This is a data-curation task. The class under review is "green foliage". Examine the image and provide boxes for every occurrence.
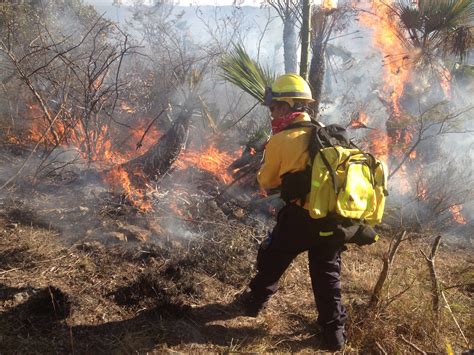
[219,43,275,103]
[393,0,474,62]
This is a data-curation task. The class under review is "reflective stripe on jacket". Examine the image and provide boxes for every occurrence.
[257,112,312,208]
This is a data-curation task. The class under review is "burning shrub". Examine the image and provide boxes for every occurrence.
[384,155,473,240]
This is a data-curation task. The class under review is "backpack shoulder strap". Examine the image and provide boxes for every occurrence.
[280,120,320,131]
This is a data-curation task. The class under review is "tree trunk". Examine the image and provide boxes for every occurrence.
[300,0,311,80]
[120,105,192,180]
[308,42,325,115]
[283,15,298,73]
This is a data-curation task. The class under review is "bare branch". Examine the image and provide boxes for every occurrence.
[400,334,427,354]
[370,231,405,308]
[420,235,442,320]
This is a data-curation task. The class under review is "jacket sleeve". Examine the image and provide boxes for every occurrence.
[257,138,282,189]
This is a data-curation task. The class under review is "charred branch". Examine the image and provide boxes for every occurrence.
[120,104,193,181]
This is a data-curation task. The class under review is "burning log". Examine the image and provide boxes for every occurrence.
[120,105,193,181]
[229,150,264,180]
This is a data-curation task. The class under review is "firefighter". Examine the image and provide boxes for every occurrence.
[240,73,347,351]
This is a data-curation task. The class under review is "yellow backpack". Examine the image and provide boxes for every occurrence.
[309,146,387,225]
[280,122,388,226]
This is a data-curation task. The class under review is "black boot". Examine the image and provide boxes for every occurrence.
[232,291,268,317]
[322,327,346,351]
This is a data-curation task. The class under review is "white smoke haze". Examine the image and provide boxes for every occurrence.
[310,6,474,242]
[0,1,472,246]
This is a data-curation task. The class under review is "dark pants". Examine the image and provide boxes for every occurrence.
[249,204,347,332]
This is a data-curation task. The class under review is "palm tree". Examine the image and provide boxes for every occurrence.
[308,5,352,115]
[391,0,474,65]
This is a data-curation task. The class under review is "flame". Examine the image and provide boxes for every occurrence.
[398,165,411,195]
[177,143,241,184]
[438,67,452,99]
[349,111,369,129]
[409,150,416,159]
[359,2,412,117]
[169,200,184,217]
[416,170,428,200]
[105,166,152,212]
[368,129,389,165]
[417,185,427,200]
[91,73,106,91]
[322,0,337,9]
[23,103,243,214]
[26,105,161,165]
[23,103,165,211]
[4,134,21,144]
[448,205,467,225]
[120,101,136,113]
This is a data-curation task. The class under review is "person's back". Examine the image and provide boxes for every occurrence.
[240,73,347,351]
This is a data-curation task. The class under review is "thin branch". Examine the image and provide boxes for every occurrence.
[223,101,260,131]
[400,334,427,354]
[136,104,171,150]
[440,290,469,346]
[420,235,442,319]
[0,110,62,190]
[370,231,406,308]
[375,341,388,355]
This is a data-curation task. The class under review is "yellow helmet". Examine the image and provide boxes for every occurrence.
[264,73,314,107]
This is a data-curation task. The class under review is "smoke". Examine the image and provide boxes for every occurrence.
[317,5,474,240]
[1,1,472,245]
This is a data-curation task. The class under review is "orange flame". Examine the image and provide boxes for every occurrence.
[4,134,21,144]
[417,185,427,200]
[26,105,161,165]
[369,129,389,166]
[177,143,241,184]
[23,103,244,214]
[449,205,467,225]
[120,101,136,113]
[105,166,152,212]
[397,165,411,195]
[322,0,337,9]
[24,103,165,211]
[359,2,412,117]
[416,170,428,200]
[349,111,369,129]
[438,67,452,99]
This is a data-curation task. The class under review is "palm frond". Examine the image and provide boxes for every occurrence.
[394,0,474,61]
[447,25,473,60]
[219,43,275,103]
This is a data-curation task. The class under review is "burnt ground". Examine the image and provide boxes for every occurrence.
[0,146,472,353]
[0,205,473,353]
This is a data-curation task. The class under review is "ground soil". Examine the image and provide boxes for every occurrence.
[0,206,472,353]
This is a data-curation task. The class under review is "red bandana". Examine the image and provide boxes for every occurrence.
[271,112,302,134]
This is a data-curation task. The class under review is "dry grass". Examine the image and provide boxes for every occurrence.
[0,211,472,353]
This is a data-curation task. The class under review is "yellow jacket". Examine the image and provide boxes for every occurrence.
[257,112,312,207]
